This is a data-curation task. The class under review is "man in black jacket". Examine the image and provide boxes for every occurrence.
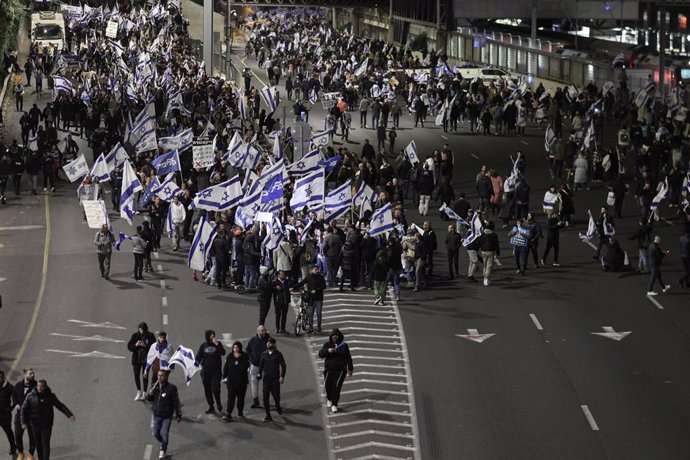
[0,371,17,456]
[445,224,462,279]
[293,265,326,334]
[211,230,230,289]
[12,368,36,459]
[257,267,273,326]
[318,328,353,413]
[20,379,74,460]
[273,271,293,334]
[127,322,156,401]
[196,330,226,414]
[413,232,428,291]
[257,338,287,422]
[646,235,670,296]
[422,221,437,277]
[246,326,270,409]
[147,370,181,459]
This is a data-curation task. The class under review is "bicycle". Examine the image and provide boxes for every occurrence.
[291,291,309,336]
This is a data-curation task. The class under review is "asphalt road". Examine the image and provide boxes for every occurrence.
[0,36,689,460]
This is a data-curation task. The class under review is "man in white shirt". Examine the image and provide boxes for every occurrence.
[169,195,186,251]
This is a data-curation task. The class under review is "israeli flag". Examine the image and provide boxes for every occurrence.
[239,144,261,171]
[462,213,484,247]
[651,177,669,211]
[248,160,286,196]
[105,142,130,171]
[271,134,283,162]
[263,215,285,251]
[224,132,245,165]
[298,218,313,246]
[169,345,202,386]
[309,87,318,104]
[139,176,161,208]
[115,232,132,250]
[155,173,183,202]
[319,154,342,173]
[188,214,218,271]
[165,91,191,118]
[583,120,595,150]
[579,210,596,242]
[234,205,252,230]
[288,148,322,175]
[353,181,376,209]
[219,175,243,210]
[439,203,468,226]
[129,120,158,154]
[53,76,74,95]
[261,172,285,205]
[353,58,368,77]
[192,175,242,211]
[62,154,89,183]
[290,168,324,212]
[260,85,278,112]
[152,150,181,175]
[238,90,247,119]
[90,153,111,182]
[325,179,352,222]
[237,187,263,223]
[27,134,38,151]
[369,203,394,237]
[158,128,193,152]
[120,159,143,225]
[310,130,330,148]
[544,124,557,153]
[404,140,420,164]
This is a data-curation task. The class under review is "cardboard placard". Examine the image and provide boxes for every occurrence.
[83,200,108,229]
[106,21,119,39]
[192,136,215,169]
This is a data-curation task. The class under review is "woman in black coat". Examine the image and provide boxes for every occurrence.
[222,341,250,421]
[318,328,354,413]
[127,322,156,401]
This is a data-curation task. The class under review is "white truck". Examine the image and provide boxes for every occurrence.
[30,11,66,51]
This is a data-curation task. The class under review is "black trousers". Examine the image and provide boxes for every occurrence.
[134,253,144,279]
[133,363,149,391]
[275,302,288,331]
[542,238,560,263]
[12,174,22,194]
[263,379,281,416]
[324,369,347,406]
[447,250,459,277]
[226,384,247,416]
[681,257,690,284]
[0,413,16,453]
[32,425,52,460]
[259,299,271,326]
[202,371,222,409]
[14,411,35,454]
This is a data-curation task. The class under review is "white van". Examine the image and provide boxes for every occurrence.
[456,67,517,85]
[31,11,66,51]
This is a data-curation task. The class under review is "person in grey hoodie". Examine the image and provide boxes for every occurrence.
[131,226,147,281]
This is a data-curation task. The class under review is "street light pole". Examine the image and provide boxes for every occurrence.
[226,2,234,83]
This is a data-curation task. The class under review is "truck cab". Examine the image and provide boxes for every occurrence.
[30,11,66,52]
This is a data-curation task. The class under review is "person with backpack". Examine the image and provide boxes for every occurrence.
[299,232,318,280]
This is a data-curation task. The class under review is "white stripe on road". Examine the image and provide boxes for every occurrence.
[160,280,166,290]
[441,135,449,140]
[0,225,44,230]
[581,405,600,431]
[156,264,163,273]
[646,295,664,310]
[520,140,529,146]
[161,296,168,307]
[162,314,168,326]
[143,444,152,460]
[529,313,544,330]
[470,153,479,159]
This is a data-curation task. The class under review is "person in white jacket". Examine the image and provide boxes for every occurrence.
[169,196,186,251]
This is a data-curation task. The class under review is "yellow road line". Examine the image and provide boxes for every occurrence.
[240,56,266,87]
[8,194,51,380]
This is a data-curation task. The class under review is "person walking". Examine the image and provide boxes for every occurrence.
[257,338,287,422]
[627,219,652,273]
[144,332,173,386]
[20,379,75,460]
[680,227,690,288]
[12,368,36,460]
[196,330,226,414]
[246,326,270,409]
[146,370,181,459]
[371,250,389,305]
[479,221,500,286]
[211,229,230,289]
[293,265,326,334]
[646,235,670,296]
[413,231,428,291]
[127,322,156,401]
[272,270,293,334]
[593,207,615,259]
[257,267,274,326]
[445,224,462,280]
[318,328,353,414]
[169,196,186,251]
[0,371,17,457]
[508,218,532,275]
[93,224,114,279]
[541,215,563,266]
[222,341,250,422]
[131,226,147,281]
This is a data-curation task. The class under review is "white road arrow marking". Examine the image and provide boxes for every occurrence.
[591,326,631,341]
[455,328,495,343]
[45,349,125,359]
[50,333,124,343]
[67,319,126,329]
[0,277,6,282]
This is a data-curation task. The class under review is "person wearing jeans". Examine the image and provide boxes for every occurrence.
[169,196,186,251]
[293,266,326,334]
[246,326,270,409]
[147,370,181,459]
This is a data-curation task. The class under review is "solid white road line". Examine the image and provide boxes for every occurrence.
[581,405,600,431]
[156,264,163,273]
[162,314,169,326]
[529,313,544,330]
[143,444,152,460]
[470,153,479,159]
[161,296,168,307]
[159,280,166,290]
[520,140,529,145]
[646,295,664,310]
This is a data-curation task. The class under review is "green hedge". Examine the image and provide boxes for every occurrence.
[0,0,26,62]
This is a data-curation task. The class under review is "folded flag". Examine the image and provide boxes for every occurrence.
[169,345,202,386]
[115,232,131,250]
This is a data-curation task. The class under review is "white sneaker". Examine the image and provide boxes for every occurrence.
[326,400,332,408]
[331,405,338,413]
[135,391,141,401]
[483,278,490,286]
[647,291,658,296]
[159,449,166,459]
[662,285,671,293]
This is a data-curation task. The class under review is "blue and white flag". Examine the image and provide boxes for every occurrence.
[271,135,283,162]
[165,91,191,118]
[353,58,368,77]
[651,177,669,211]
[120,160,143,225]
[260,86,278,112]
[353,181,376,209]
[192,175,242,211]
[248,160,286,196]
[439,203,468,225]
[165,205,174,235]
[237,187,263,225]
[139,176,161,208]
[62,153,89,182]
[155,173,183,202]
[218,175,243,210]
[129,118,158,154]
[583,120,595,150]
[263,215,284,251]
[298,218,313,246]
[261,171,285,205]
[158,128,193,152]
[152,150,181,175]
[223,131,245,164]
[325,180,352,222]
[234,205,252,230]
[90,153,111,182]
[238,90,247,119]
[290,169,324,212]
[53,76,73,95]
[579,210,596,242]
[105,142,129,171]
[462,212,484,247]
[319,154,342,173]
[310,130,330,148]
[404,140,419,164]
[188,214,217,270]
[544,124,557,153]
[369,203,393,237]
[169,345,202,386]
[115,232,131,250]
[287,148,321,175]
[28,134,38,151]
